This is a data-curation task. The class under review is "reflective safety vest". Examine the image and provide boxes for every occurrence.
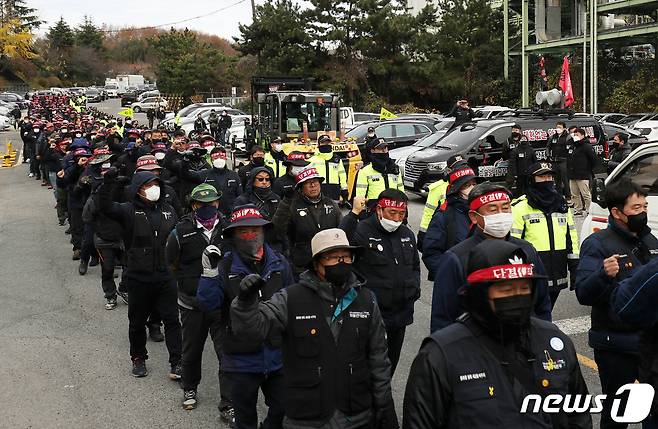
[264,152,286,178]
[114,124,124,137]
[354,163,404,200]
[419,179,449,233]
[511,196,579,289]
[309,152,347,200]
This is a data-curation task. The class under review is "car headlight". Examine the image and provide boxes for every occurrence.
[427,161,447,171]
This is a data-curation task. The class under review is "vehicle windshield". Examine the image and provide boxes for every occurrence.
[105,85,117,90]
[354,113,378,122]
[414,132,445,148]
[282,102,332,133]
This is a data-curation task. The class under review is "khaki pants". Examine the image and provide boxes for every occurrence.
[570,179,591,212]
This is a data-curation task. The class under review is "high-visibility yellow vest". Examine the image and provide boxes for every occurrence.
[511,196,580,286]
[264,152,286,177]
[419,179,449,233]
[354,163,404,200]
[309,152,347,191]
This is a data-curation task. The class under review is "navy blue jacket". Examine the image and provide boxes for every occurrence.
[430,229,552,333]
[197,244,294,374]
[422,195,471,280]
[612,258,658,327]
[575,219,658,352]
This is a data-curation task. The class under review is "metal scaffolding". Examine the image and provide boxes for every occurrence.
[507,0,658,112]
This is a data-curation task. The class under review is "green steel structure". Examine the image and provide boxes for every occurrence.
[504,0,658,112]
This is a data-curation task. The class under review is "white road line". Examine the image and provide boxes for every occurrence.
[553,315,591,336]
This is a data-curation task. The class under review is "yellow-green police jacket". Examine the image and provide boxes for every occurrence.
[511,196,580,290]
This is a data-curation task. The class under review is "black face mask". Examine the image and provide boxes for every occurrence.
[254,185,271,197]
[324,262,352,288]
[319,145,332,154]
[492,294,533,326]
[512,132,521,140]
[625,211,648,234]
[371,152,389,172]
[252,157,264,166]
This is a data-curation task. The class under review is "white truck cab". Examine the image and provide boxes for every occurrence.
[581,142,658,243]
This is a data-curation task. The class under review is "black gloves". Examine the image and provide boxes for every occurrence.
[375,403,400,429]
[238,273,266,301]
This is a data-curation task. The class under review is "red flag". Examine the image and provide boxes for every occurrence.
[539,56,548,91]
[558,56,574,107]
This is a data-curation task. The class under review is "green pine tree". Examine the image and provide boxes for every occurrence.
[0,0,42,30]
[75,16,103,51]
[47,17,74,50]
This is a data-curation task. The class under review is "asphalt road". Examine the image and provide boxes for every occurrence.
[0,99,617,428]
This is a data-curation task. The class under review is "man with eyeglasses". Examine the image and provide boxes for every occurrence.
[234,167,280,220]
[341,189,420,375]
[230,228,399,429]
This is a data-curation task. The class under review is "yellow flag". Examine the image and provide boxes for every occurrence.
[118,107,134,119]
[380,107,397,120]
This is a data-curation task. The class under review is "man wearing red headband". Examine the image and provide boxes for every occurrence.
[405,239,590,429]
[340,188,420,375]
[430,182,551,333]
[422,164,477,280]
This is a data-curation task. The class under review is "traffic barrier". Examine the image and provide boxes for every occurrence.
[1,141,17,167]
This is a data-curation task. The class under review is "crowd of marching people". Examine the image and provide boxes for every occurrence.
[17,94,658,429]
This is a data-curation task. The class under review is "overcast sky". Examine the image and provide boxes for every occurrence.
[30,0,255,41]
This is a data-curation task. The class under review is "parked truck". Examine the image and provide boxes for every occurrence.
[251,76,341,146]
[116,75,145,95]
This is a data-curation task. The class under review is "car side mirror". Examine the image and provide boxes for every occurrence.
[592,178,607,208]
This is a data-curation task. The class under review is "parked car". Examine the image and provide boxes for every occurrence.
[120,91,139,107]
[0,92,28,109]
[595,113,627,124]
[346,118,444,150]
[175,108,245,135]
[104,84,119,98]
[164,103,232,120]
[131,97,169,113]
[601,121,650,150]
[403,111,608,194]
[137,90,161,102]
[631,119,658,143]
[85,88,102,103]
[583,142,658,242]
[618,112,657,127]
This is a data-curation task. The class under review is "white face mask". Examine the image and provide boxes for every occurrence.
[479,212,513,238]
[291,166,305,176]
[142,185,160,202]
[213,158,226,169]
[272,143,283,152]
[101,162,111,169]
[380,217,402,233]
[154,152,166,160]
[573,135,583,142]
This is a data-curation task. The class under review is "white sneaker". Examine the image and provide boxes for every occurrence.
[28,172,34,177]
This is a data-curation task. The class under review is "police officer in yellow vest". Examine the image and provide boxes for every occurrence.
[511,162,579,308]
[418,154,467,251]
[354,138,403,206]
[309,135,348,202]
[264,137,287,178]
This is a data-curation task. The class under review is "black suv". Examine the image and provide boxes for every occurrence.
[403,111,608,194]
[346,118,451,150]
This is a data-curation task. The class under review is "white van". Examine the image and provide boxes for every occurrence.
[581,142,658,242]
